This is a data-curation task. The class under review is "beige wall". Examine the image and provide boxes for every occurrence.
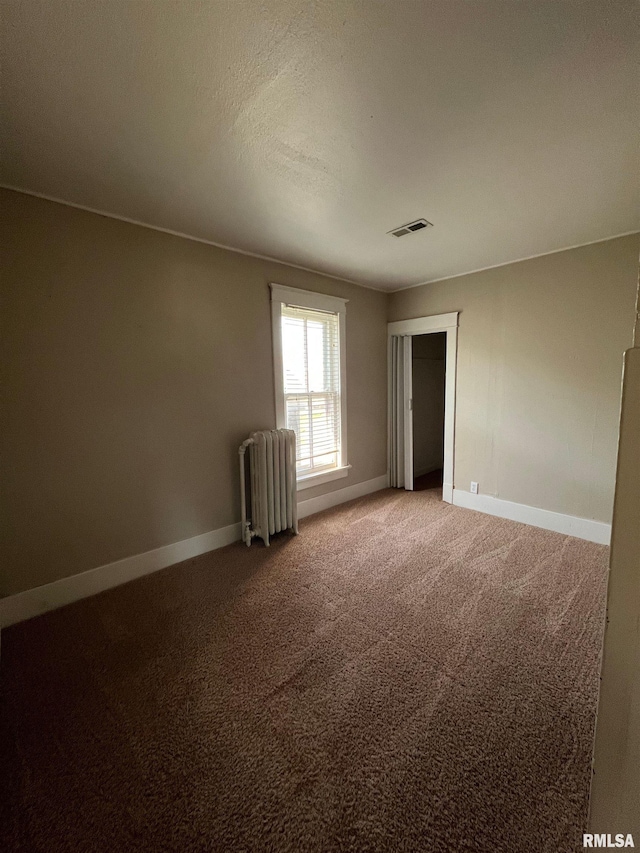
[2,188,637,601]
[389,234,640,522]
[589,272,640,834]
[0,189,388,596]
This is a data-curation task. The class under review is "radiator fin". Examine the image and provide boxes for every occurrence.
[239,429,298,546]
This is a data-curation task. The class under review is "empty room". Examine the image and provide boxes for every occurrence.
[1,2,639,851]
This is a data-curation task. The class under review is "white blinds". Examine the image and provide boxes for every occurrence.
[281,303,341,475]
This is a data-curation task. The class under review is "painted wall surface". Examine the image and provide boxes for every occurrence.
[412,333,445,477]
[590,296,640,833]
[0,189,388,595]
[389,234,640,523]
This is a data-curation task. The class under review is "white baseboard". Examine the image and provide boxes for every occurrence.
[0,474,389,628]
[0,522,242,629]
[298,474,389,519]
[452,489,611,545]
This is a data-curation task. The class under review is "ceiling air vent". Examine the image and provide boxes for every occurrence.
[389,218,433,238]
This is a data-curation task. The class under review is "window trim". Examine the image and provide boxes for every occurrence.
[270,283,349,490]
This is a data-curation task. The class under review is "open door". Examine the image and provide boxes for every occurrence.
[388,313,458,502]
[389,334,413,490]
[403,336,413,490]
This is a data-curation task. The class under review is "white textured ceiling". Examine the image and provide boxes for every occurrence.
[1,1,638,290]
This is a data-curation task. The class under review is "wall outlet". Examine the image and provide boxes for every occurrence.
[470,481,479,494]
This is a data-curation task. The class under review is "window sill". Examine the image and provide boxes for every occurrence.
[296,465,351,491]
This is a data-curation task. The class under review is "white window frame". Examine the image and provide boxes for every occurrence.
[270,283,350,490]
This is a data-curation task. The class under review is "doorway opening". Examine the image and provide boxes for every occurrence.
[412,332,446,496]
[387,312,458,502]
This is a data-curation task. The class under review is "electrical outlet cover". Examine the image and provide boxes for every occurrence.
[470,481,479,494]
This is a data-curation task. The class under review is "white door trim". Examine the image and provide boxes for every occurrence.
[388,313,459,336]
[388,312,459,502]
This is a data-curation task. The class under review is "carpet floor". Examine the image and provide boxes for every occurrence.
[1,487,608,853]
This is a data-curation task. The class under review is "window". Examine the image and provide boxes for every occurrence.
[271,284,349,489]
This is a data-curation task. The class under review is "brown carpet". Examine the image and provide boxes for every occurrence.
[1,487,608,853]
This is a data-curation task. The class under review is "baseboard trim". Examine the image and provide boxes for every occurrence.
[0,522,242,629]
[0,474,388,628]
[452,489,611,545]
[298,474,389,519]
